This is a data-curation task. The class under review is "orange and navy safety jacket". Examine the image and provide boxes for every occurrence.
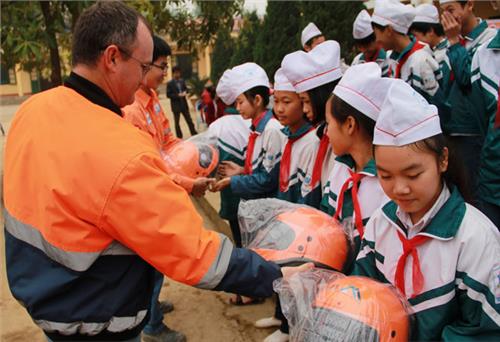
[122,87,195,192]
[4,72,281,341]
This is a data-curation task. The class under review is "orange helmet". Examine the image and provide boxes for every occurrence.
[298,276,411,342]
[250,207,349,271]
[162,140,219,178]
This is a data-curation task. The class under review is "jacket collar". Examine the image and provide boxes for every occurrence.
[334,154,377,177]
[382,184,466,240]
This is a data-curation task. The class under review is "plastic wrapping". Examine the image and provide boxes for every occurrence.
[161,131,219,178]
[274,268,412,342]
[238,198,350,271]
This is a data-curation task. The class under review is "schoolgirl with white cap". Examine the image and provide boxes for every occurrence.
[272,68,318,204]
[351,80,500,340]
[409,3,451,86]
[351,9,391,77]
[209,69,251,248]
[371,0,442,99]
[301,22,325,52]
[320,63,392,268]
[281,40,343,209]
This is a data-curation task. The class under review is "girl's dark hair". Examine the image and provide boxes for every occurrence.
[372,22,387,31]
[410,134,472,203]
[307,79,339,125]
[152,35,171,61]
[354,33,376,47]
[244,86,270,108]
[331,95,376,139]
[410,22,445,37]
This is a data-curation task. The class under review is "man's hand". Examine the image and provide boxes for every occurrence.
[281,262,315,279]
[210,177,231,192]
[191,177,215,197]
[217,161,244,178]
[179,91,187,97]
[441,12,461,46]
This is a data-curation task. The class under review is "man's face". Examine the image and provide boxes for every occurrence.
[114,20,153,107]
[373,26,393,51]
[173,70,181,79]
[143,56,168,91]
[440,1,473,32]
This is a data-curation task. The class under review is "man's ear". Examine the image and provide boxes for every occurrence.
[102,45,120,71]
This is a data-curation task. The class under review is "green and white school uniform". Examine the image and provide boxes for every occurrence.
[276,123,317,204]
[352,49,391,77]
[352,185,500,340]
[321,156,388,258]
[471,30,500,219]
[208,114,250,221]
[443,20,496,136]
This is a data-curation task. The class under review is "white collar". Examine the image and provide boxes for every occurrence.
[396,184,450,238]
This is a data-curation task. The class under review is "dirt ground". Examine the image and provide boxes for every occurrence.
[0,97,276,342]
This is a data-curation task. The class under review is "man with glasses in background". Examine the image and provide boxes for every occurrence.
[123,36,213,200]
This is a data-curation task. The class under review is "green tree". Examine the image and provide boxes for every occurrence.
[300,1,364,62]
[253,1,302,78]
[229,11,261,67]
[1,0,242,88]
[210,25,234,84]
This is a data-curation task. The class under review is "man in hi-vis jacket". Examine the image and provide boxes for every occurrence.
[3,3,309,341]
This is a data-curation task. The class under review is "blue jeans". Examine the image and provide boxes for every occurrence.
[143,270,166,335]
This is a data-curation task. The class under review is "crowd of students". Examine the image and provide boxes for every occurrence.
[202,0,499,341]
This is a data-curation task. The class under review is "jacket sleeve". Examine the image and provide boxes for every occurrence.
[441,213,500,341]
[350,215,384,281]
[100,151,281,297]
[230,163,279,199]
[166,82,178,99]
[447,43,473,89]
[230,128,283,199]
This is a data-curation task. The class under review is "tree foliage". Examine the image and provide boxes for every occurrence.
[210,25,234,84]
[301,1,364,62]
[229,11,261,67]
[253,1,302,78]
[1,0,242,88]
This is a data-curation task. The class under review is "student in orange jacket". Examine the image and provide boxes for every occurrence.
[3,3,310,342]
[122,36,213,198]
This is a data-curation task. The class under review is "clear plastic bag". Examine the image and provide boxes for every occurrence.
[161,131,219,179]
[238,198,350,271]
[274,268,412,342]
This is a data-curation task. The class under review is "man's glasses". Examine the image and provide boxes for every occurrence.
[118,47,152,76]
[151,62,169,72]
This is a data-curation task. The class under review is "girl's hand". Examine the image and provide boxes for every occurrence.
[281,262,315,279]
[218,161,244,177]
[210,177,231,192]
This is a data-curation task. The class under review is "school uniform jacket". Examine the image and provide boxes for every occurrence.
[352,185,500,340]
[471,30,500,209]
[320,156,389,263]
[301,124,335,209]
[208,114,251,220]
[276,122,317,204]
[351,48,391,77]
[444,20,497,136]
[230,110,284,199]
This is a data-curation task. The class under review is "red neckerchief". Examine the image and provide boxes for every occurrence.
[244,111,267,175]
[365,48,380,63]
[311,132,329,189]
[279,126,315,192]
[395,231,431,298]
[333,170,366,239]
[395,41,426,79]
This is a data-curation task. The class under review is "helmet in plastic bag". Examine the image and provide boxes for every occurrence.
[163,140,219,178]
[300,276,410,342]
[250,207,349,271]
